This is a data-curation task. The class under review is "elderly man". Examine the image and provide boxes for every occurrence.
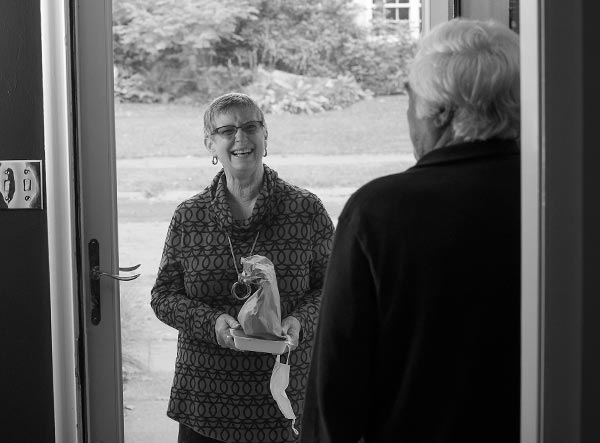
[301,19,520,443]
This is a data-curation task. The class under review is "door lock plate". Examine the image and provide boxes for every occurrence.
[0,160,43,209]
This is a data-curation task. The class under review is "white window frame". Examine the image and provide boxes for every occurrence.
[373,0,421,22]
[383,0,411,22]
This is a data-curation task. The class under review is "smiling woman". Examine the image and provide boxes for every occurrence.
[203,96,268,218]
[150,93,335,442]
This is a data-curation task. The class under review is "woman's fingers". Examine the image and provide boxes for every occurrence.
[281,316,301,350]
[217,329,235,349]
[215,313,242,350]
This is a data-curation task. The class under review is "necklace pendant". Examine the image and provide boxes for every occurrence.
[231,279,252,301]
[225,230,261,301]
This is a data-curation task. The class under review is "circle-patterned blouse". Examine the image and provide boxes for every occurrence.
[151,165,335,442]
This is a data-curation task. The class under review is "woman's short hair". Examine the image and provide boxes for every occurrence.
[203,92,267,138]
[408,18,520,142]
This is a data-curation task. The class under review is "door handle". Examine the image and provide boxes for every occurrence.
[88,239,141,325]
[118,264,141,272]
[92,268,140,281]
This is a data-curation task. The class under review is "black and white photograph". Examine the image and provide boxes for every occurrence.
[1,1,599,442]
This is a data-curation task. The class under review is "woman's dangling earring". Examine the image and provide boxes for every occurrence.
[263,147,268,157]
[212,156,218,165]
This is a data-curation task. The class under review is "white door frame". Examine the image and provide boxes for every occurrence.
[42,1,81,443]
[44,1,554,442]
[520,1,542,442]
[43,0,124,442]
[72,0,125,441]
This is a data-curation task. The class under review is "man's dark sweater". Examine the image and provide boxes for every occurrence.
[301,139,521,443]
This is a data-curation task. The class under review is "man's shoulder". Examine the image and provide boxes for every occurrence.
[350,170,420,205]
[337,171,414,225]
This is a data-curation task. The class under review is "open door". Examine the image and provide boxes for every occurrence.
[71,0,137,441]
[60,2,551,443]
[46,1,600,442]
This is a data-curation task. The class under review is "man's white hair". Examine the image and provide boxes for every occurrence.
[408,19,520,142]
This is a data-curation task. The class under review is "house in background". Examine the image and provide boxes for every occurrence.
[354,0,422,37]
[353,0,520,38]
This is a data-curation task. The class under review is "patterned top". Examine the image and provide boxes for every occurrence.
[151,165,335,442]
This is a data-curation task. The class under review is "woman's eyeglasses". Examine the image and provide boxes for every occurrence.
[211,121,264,139]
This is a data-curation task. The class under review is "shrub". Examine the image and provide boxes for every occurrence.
[114,63,255,104]
[229,0,363,77]
[113,0,258,102]
[339,20,417,96]
[243,68,371,114]
[112,0,416,104]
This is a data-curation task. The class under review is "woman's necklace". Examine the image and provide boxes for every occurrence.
[226,230,260,301]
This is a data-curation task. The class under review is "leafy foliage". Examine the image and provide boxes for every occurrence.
[244,68,371,114]
[112,0,417,110]
[230,0,364,77]
[113,0,258,102]
[338,20,417,96]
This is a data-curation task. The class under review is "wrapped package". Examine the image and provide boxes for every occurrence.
[237,255,285,341]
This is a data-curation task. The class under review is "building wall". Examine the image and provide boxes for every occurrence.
[355,0,422,36]
[581,3,600,443]
[0,1,55,442]
[542,1,600,442]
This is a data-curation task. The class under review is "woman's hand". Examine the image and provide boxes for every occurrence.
[282,316,301,350]
[215,313,241,350]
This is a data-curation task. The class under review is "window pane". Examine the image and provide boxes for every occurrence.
[398,7,409,20]
[385,8,396,20]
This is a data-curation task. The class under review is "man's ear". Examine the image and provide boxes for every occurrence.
[433,107,454,128]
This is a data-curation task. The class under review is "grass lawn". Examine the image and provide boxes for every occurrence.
[115,94,414,202]
[115,94,411,158]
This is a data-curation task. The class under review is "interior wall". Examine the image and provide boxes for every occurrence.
[0,1,55,442]
[543,0,600,442]
[581,2,600,442]
[543,0,583,439]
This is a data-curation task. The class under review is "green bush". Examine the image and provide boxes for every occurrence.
[231,0,363,77]
[114,69,156,103]
[114,62,255,104]
[113,0,416,106]
[244,68,371,114]
[113,0,258,102]
[224,3,416,97]
[339,20,417,96]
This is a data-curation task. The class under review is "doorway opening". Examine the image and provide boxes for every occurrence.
[113,2,418,441]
